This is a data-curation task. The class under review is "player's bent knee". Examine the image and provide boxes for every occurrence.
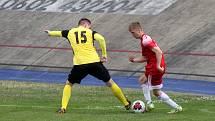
[139,76,147,85]
[66,80,73,86]
[153,89,161,97]
[105,79,114,87]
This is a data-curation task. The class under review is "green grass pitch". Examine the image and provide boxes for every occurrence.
[0,80,214,121]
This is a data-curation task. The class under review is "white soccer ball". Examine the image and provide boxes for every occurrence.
[132,100,146,113]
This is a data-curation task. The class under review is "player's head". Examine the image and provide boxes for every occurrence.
[129,22,144,39]
[78,18,91,29]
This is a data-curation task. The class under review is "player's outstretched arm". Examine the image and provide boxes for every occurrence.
[44,30,63,37]
[128,54,146,63]
[94,33,108,62]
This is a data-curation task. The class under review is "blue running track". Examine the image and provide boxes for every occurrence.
[0,69,214,95]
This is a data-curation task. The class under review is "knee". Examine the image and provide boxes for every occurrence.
[106,79,114,87]
[153,90,161,97]
[139,76,147,85]
[66,80,73,86]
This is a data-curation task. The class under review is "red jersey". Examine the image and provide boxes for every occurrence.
[140,34,166,75]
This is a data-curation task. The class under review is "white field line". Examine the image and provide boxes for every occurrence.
[2,104,214,114]
[0,104,56,109]
[0,104,168,110]
[199,109,215,113]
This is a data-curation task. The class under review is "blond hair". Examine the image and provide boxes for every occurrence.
[128,22,142,31]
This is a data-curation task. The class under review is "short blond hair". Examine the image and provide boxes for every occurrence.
[128,22,142,31]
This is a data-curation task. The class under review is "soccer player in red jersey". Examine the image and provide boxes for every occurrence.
[128,22,182,113]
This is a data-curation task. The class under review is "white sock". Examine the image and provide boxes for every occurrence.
[158,91,178,108]
[141,83,152,104]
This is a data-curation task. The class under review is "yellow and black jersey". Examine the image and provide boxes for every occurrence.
[48,26,107,65]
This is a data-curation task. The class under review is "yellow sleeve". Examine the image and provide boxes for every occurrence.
[94,33,107,57]
[48,31,62,37]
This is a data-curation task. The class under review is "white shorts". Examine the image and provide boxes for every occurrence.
[151,84,163,89]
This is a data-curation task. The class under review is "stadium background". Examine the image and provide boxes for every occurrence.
[0,1,215,121]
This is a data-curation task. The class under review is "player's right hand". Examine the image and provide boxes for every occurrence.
[129,57,135,62]
[101,57,107,63]
[128,53,135,62]
[44,30,49,33]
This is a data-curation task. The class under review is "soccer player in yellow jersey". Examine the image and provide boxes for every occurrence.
[45,18,131,113]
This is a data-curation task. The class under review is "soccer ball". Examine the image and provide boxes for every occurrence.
[132,100,145,113]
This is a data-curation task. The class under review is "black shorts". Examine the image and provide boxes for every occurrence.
[68,62,111,84]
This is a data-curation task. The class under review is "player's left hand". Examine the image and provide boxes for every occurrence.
[157,66,164,73]
[101,57,107,63]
